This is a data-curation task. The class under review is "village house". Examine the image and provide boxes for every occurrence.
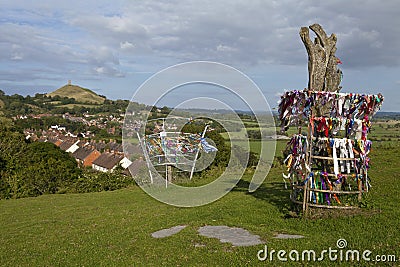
[107,140,123,153]
[50,125,66,132]
[124,158,145,177]
[66,140,80,153]
[72,146,101,167]
[24,129,38,141]
[92,152,131,173]
[47,136,62,146]
[87,140,107,152]
[23,123,147,174]
[123,143,143,158]
[119,156,132,169]
[58,138,79,152]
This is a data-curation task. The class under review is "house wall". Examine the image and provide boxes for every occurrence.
[66,141,80,153]
[92,164,108,173]
[120,157,132,169]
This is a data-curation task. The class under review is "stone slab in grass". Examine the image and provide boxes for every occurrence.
[274,233,305,239]
[151,225,187,238]
[198,225,263,247]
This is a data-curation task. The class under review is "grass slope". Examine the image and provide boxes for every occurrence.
[0,142,399,266]
[48,84,105,104]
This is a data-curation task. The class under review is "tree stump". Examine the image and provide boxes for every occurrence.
[300,24,342,93]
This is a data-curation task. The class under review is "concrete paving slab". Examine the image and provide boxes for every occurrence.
[198,225,263,247]
[151,225,187,238]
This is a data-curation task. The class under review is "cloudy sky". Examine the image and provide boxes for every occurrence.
[1,0,399,111]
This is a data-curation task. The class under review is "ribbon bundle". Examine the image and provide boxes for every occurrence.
[283,134,309,174]
[145,133,201,156]
[294,170,368,205]
[308,171,341,205]
[283,136,372,192]
[144,133,218,158]
[280,89,382,207]
[310,117,370,140]
[278,90,384,129]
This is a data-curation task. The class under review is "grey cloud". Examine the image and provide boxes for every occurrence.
[0,22,86,69]
[1,0,400,87]
[0,21,124,79]
[69,15,148,42]
[119,0,399,68]
[0,1,400,74]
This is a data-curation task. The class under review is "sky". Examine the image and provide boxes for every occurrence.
[1,0,400,111]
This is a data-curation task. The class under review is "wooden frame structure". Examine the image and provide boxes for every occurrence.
[279,90,384,212]
[138,117,211,187]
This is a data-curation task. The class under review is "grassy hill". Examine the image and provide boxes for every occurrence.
[0,140,399,265]
[48,84,105,104]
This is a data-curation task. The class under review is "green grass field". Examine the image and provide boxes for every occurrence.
[58,103,101,109]
[1,124,400,266]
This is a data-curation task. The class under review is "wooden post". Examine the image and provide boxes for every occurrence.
[303,110,314,213]
[303,180,308,213]
[167,165,172,183]
[358,168,363,201]
[137,132,154,184]
[190,125,210,179]
[165,164,172,187]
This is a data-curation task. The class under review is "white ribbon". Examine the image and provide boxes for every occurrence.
[348,139,354,172]
[333,139,339,175]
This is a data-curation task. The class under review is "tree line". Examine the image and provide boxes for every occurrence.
[0,90,139,116]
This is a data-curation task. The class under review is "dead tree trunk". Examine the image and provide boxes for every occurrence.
[300,24,342,93]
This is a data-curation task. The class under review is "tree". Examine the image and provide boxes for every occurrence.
[182,122,230,168]
[161,106,171,114]
[0,125,82,199]
[247,129,261,140]
[300,23,342,92]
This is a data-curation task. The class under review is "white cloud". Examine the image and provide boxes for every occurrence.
[216,45,237,52]
[11,53,23,61]
[93,65,124,77]
[120,41,135,50]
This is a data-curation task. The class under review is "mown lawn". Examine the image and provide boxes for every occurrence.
[0,135,399,266]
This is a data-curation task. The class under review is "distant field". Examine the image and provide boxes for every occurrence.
[58,103,100,109]
[220,127,276,140]
[0,120,399,266]
[370,122,400,141]
[228,139,285,158]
